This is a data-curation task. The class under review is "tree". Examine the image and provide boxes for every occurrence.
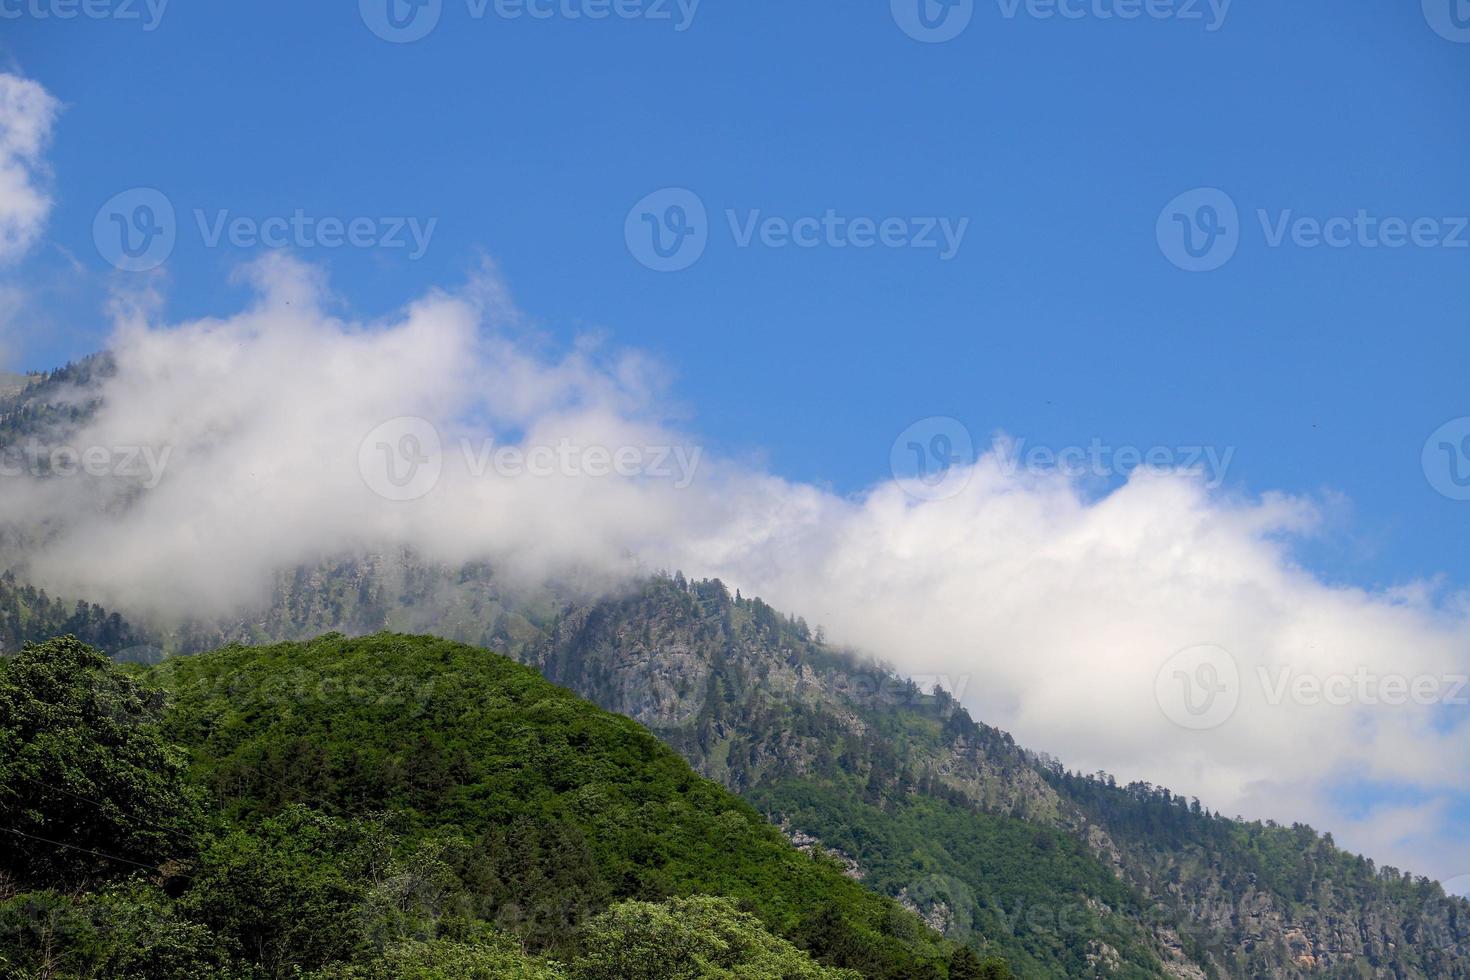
[949,945,1015,980]
[0,881,243,980]
[0,636,201,886]
[571,895,861,979]
[302,932,566,979]
[182,806,385,976]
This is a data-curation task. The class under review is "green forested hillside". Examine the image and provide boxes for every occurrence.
[7,557,1468,976]
[537,575,1470,979]
[0,633,1007,979]
[749,779,1172,978]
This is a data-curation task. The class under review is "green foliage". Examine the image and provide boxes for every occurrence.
[753,779,1164,978]
[0,635,201,887]
[148,632,953,975]
[0,633,970,978]
[180,805,389,974]
[569,895,861,979]
[502,572,1470,977]
[947,946,1014,980]
[0,882,243,980]
[303,935,566,979]
[11,557,1470,976]
[16,559,1470,977]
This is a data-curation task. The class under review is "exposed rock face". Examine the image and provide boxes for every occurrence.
[1085,939,1121,973]
[1155,928,1209,979]
[779,822,865,880]
[898,888,956,937]
[533,600,715,729]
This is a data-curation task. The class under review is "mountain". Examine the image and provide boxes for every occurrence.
[473,572,1470,978]
[7,557,1466,977]
[1,632,1001,979]
[1,360,1467,977]
[503,573,1470,979]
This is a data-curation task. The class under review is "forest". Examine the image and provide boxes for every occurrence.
[0,632,1012,979]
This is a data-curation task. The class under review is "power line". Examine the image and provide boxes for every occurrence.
[0,827,187,877]
[10,771,202,847]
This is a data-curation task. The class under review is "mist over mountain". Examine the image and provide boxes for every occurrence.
[1,267,1466,975]
[1,261,1467,901]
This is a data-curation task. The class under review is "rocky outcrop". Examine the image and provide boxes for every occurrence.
[779,822,865,880]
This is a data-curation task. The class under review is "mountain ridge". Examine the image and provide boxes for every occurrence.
[2,560,1464,977]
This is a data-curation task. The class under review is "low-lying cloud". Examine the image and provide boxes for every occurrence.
[4,255,1464,894]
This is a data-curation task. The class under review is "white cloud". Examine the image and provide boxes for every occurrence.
[5,254,1468,890]
[0,73,60,264]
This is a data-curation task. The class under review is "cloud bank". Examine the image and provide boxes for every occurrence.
[4,255,1466,893]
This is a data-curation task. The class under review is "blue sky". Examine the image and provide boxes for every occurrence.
[6,1,1470,590]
